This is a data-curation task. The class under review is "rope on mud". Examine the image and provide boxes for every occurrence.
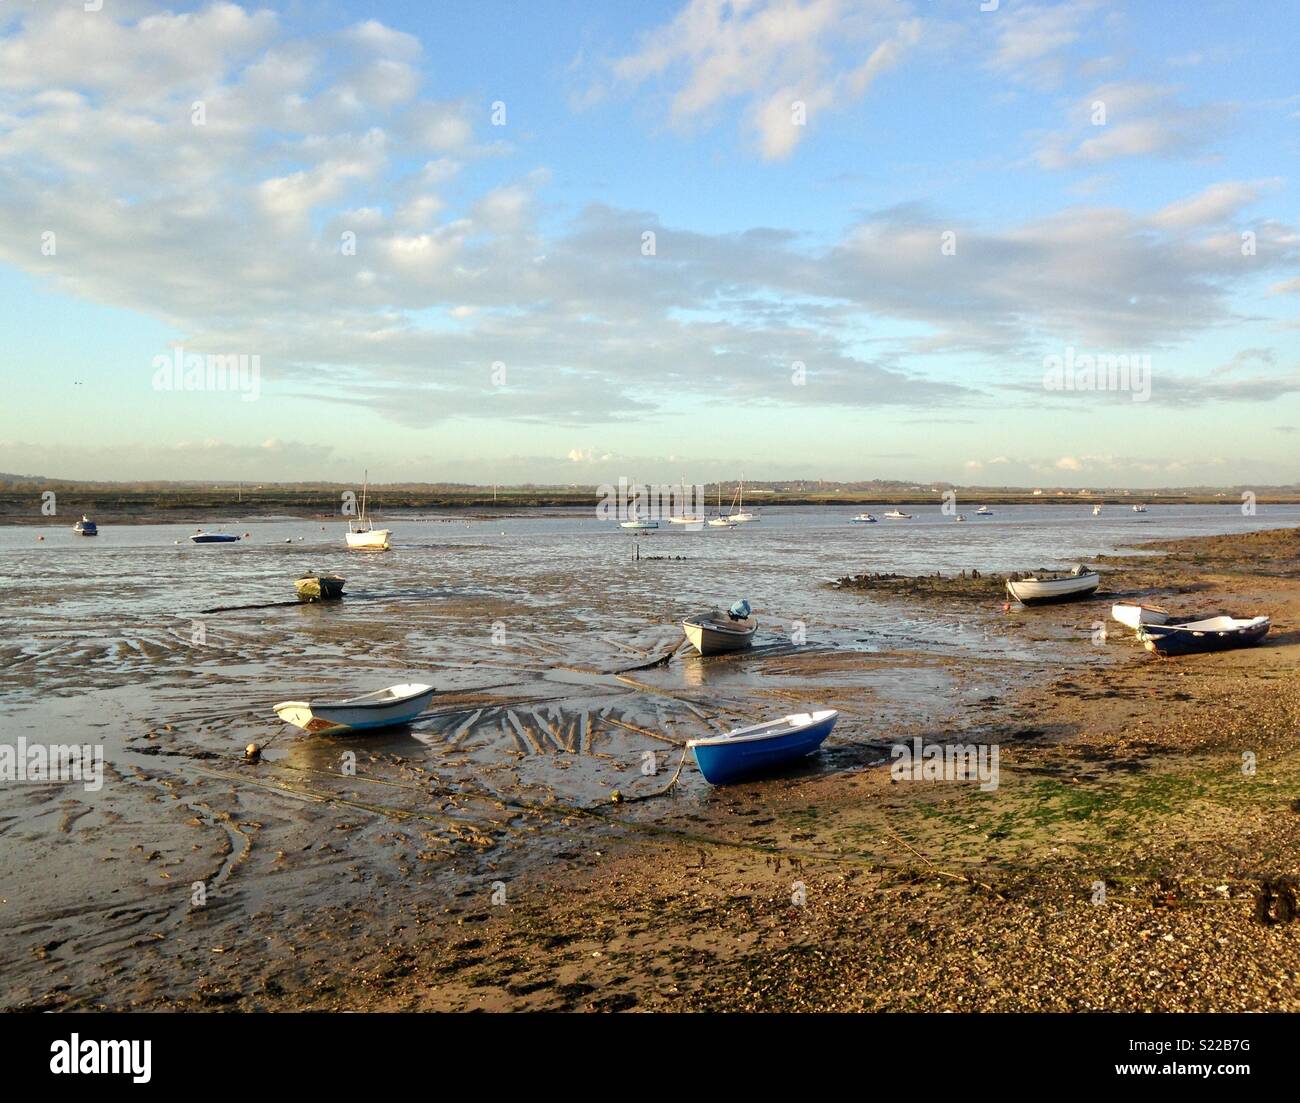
[613,745,690,804]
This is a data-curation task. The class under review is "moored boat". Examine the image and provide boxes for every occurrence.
[1132,504,1147,513]
[73,515,98,536]
[688,710,839,785]
[682,601,757,656]
[955,514,967,522]
[294,573,346,602]
[1005,565,1100,605]
[1138,616,1270,656]
[346,469,391,550]
[849,512,877,524]
[620,519,658,530]
[727,476,759,523]
[883,509,912,519]
[706,486,736,526]
[273,682,435,734]
[1093,504,1102,516]
[190,530,240,543]
[976,505,993,515]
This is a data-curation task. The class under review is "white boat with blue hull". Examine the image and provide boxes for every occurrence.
[688,710,839,785]
[1138,616,1270,656]
[849,513,877,524]
[73,515,98,535]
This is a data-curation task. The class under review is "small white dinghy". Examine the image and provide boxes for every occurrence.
[1005,565,1100,605]
[683,601,757,656]
[273,683,435,734]
[1111,603,1177,630]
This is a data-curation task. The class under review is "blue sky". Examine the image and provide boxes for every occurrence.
[1,0,1297,487]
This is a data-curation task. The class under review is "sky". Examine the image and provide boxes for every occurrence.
[0,0,1297,488]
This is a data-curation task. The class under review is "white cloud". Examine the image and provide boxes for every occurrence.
[1150,180,1272,229]
[602,0,922,160]
[1035,83,1235,169]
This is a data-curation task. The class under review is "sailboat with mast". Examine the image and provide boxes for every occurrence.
[345,470,391,550]
[708,483,737,527]
[727,475,758,523]
[667,475,706,525]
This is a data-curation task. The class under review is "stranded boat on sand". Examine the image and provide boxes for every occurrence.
[1005,565,1100,605]
[294,573,345,602]
[273,683,435,734]
[688,710,839,785]
[190,530,240,543]
[1138,616,1270,656]
[683,601,756,656]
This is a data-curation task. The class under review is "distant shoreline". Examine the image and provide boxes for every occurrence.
[2,489,1295,525]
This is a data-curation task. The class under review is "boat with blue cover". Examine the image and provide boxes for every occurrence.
[688,709,838,785]
[190,530,240,543]
[73,516,97,536]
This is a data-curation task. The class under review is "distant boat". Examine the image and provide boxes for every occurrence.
[976,506,993,516]
[683,602,756,656]
[1138,616,1270,656]
[667,475,706,525]
[688,710,839,785]
[620,519,658,530]
[273,683,435,734]
[190,530,240,543]
[1132,504,1147,513]
[883,509,912,519]
[1093,504,1102,516]
[294,573,346,602]
[346,469,391,550]
[707,483,737,526]
[72,516,97,536]
[849,513,878,524]
[1005,565,1100,605]
[955,514,967,522]
[727,475,758,523]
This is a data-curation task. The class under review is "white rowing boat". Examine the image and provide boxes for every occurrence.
[273,683,435,734]
[1111,602,1176,629]
[682,606,757,655]
[1005,565,1100,605]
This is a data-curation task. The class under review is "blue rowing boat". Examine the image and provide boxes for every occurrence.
[1138,615,1270,656]
[687,710,839,785]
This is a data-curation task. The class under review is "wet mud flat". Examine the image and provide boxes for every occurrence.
[4,527,1300,1011]
[1,606,1007,1011]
